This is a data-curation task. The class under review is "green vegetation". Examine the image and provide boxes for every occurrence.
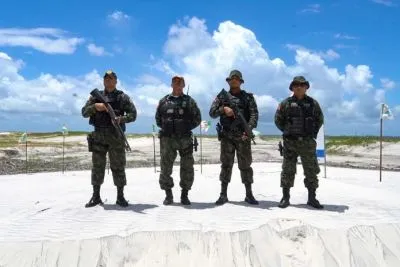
[325,136,400,149]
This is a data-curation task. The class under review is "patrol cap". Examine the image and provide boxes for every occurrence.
[104,70,117,79]
[226,69,244,83]
[289,76,309,91]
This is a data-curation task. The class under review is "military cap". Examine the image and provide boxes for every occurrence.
[172,75,185,86]
[104,70,117,79]
[289,76,310,91]
[226,69,244,83]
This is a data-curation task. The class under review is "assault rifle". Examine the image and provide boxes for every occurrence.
[90,88,131,152]
[193,136,198,152]
[218,89,256,145]
[278,141,283,156]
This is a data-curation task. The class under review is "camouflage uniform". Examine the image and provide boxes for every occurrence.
[155,77,201,205]
[209,70,259,205]
[274,76,324,209]
[82,70,137,208]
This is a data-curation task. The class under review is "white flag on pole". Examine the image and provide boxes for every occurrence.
[62,125,68,135]
[200,120,211,132]
[381,103,394,120]
[316,124,325,163]
[19,132,27,143]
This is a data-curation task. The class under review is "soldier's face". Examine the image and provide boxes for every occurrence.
[171,78,184,94]
[228,76,241,89]
[104,76,117,92]
[292,83,307,98]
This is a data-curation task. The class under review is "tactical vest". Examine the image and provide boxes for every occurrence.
[89,89,126,131]
[283,96,315,137]
[159,94,192,137]
[219,91,251,134]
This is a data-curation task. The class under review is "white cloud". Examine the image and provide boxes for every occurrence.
[135,74,163,85]
[87,43,111,56]
[380,78,396,89]
[286,44,339,61]
[334,33,359,40]
[0,52,101,115]
[107,11,130,23]
[145,17,395,132]
[0,17,397,134]
[299,4,321,13]
[0,28,84,54]
[164,17,215,56]
[371,0,397,7]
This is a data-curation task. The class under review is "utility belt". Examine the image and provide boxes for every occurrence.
[216,123,245,141]
[158,130,192,138]
[94,126,116,132]
[87,127,117,152]
[283,135,313,141]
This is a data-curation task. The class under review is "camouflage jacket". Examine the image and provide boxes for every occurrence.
[209,89,258,133]
[274,94,323,138]
[81,89,137,125]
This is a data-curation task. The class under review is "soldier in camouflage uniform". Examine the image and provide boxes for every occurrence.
[82,70,137,208]
[155,76,201,205]
[274,76,324,209]
[209,70,259,205]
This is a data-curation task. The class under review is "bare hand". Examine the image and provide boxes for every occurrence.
[224,107,235,117]
[115,116,123,124]
[95,103,108,112]
[241,132,249,141]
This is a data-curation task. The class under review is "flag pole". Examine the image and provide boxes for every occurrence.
[153,125,156,173]
[323,124,327,178]
[62,134,65,174]
[200,126,203,174]
[379,103,383,182]
[107,154,110,174]
[25,132,28,174]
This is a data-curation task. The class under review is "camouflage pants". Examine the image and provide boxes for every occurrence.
[159,136,194,190]
[219,136,253,184]
[281,137,320,189]
[90,129,126,187]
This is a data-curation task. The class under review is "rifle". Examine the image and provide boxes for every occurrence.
[218,89,256,145]
[90,88,132,152]
[193,136,198,152]
[278,141,283,156]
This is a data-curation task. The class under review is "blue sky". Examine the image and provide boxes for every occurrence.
[0,0,399,136]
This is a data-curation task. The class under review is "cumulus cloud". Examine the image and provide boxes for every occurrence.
[0,53,101,115]
[87,43,111,56]
[380,78,396,89]
[0,17,397,134]
[0,28,84,54]
[286,44,340,61]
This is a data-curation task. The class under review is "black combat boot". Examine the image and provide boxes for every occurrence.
[116,186,129,207]
[278,188,290,208]
[180,189,191,205]
[244,183,259,205]
[307,188,324,209]
[215,182,229,205]
[163,189,173,205]
[85,185,103,208]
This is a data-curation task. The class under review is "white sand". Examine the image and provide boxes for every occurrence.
[0,163,399,266]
